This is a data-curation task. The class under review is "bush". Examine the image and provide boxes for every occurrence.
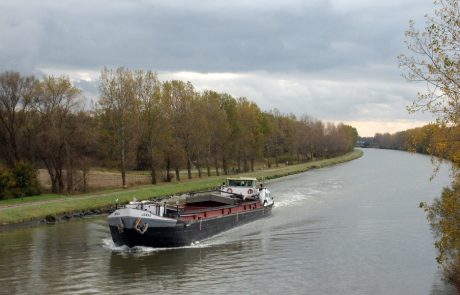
[11,163,41,197]
[0,163,41,200]
[421,177,460,288]
[0,169,15,200]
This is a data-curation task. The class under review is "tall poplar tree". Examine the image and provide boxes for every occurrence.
[136,70,162,184]
[36,75,81,193]
[0,72,40,168]
[99,67,138,188]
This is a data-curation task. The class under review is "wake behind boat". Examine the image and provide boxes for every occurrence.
[107,177,274,247]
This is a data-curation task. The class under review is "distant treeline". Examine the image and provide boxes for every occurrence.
[0,68,358,197]
[359,124,460,162]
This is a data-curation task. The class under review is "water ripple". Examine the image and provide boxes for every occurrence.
[0,149,456,295]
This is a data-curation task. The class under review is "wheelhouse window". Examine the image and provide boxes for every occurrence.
[228,180,255,187]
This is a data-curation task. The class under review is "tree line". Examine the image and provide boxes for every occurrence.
[360,124,460,163]
[0,68,358,197]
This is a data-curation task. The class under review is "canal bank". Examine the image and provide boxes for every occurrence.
[0,150,363,227]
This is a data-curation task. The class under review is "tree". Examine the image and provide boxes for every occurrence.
[236,98,261,172]
[423,179,460,287]
[136,70,162,184]
[99,67,139,188]
[400,0,460,287]
[188,94,209,178]
[158,81,185,182]
[220,93,240,174]
[399,0,460,125]
[200,90,230,176]
[35,75,81,193]
[266,109,283,167]
[163,80,197,179]
[71,111,99,192]
[0,72,40,168]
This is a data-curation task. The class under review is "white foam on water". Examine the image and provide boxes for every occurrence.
[272,179,344,210]
[274,193,313,208]
[101,238,219,254]
[102,238,132,252]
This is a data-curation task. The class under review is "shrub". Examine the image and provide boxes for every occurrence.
[0,163,41,200]
[10,163,41,197]
[421,177,460,288]
[0,169,15,200]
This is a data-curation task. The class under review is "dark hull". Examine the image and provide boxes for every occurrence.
[110,204,273,248]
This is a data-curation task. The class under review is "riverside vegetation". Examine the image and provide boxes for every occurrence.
[0,68,359,223]
[0,69,358,198]
[396,0,460,288]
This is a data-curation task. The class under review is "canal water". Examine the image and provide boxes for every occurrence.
[0,149,457,294]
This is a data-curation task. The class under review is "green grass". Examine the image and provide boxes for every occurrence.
[0,194,66,206]
[0,149,363,225]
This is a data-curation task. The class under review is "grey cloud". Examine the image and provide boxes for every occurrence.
[0,0,431,73]
[0,0,436,135]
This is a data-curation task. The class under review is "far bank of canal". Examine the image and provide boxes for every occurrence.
[0,150,363,227]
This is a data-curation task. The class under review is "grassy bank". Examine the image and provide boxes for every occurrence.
[0,149,363,225]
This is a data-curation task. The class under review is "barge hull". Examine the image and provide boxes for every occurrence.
[110,205,272,248]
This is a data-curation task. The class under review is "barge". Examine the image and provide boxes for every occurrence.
[108,177,274,247]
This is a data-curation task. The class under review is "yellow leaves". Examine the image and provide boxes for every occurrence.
[403,0,460,284]
[403,123,460,162]
[452,150,460,163]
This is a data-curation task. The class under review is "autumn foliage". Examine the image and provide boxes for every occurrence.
[399,0,460,287]
[0,69,358,198]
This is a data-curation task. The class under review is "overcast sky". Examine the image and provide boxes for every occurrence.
[0,0,436,136]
